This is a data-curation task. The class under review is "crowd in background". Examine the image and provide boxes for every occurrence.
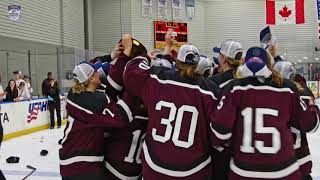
[0,71,33,102]
[0,71,62,102]
[0,71,62,128]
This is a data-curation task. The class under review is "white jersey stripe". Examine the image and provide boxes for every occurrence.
[134,116,148,120]
[105,161,141,180]
[230,158,299,179]
[117,100,133,122]
[219,79,233,88]
[60,156,104,165]
[210,123,232,140]
[107,75,123,91]
[297,155,312,166]
[143,142,211,177]
[308,113,320,134]
[150,74,218,100]
[60,116,75,145]
[231,85,294,94]
[67,99,93,114]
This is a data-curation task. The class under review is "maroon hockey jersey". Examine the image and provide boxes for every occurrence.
[104,114,148,180]
[293,87,319,177]
[59,90,129,178]
[105,53,130,98]
[122,57,221,179]
[211,77,319,180]
[99,52,149,179]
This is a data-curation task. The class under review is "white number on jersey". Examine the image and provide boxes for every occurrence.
[291,127,301,149]
[124,130,146,164]
[241,107,281,154]
[152,101,199,148]
[217,96,226,110]
[138,59,150,70]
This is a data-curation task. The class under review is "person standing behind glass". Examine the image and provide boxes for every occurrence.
[48,79,61,129]
[13,70,23,87]
[23,75,33,95]
[17,81,31,101]
[42,72,53,97]
[4,79,18,102]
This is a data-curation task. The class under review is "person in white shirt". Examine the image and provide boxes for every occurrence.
[23,75,33,95]
[13,70,23,88]
[17,80,31,101]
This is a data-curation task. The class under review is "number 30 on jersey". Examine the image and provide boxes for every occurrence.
[152,101,199,148]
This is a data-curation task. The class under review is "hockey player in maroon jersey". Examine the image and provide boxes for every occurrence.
[274,61,318,180]
[122,44,221,179]
[104,99,148,180]
[209,40,244,180]
[209,40,244,88]
[211,47,320,180]
[59,62,133,180]
[98,34,149,179]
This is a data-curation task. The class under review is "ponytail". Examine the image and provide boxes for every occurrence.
[176,60,199,78]
[225,56,243,69]
[72,79,90,94]
[270,68,283,87]
[293,81,304,94]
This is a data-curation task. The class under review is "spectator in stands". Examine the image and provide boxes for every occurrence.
[23,75,33,95]
[0,75,6,101]
[17,80,31,101]
[48,79,61,129]
[42,72,53,97]
[13,70,23,87]
[4,79,18,102]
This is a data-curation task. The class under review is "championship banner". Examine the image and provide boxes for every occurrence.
[8,5,21,20]
[158,0,168,19]
[172,0,182,20]
[185,0,195,20]
[154,21,188,49]
[142,0,152,18]
[317,0,320,39]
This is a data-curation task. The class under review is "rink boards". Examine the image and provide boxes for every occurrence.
[0,98,66,141]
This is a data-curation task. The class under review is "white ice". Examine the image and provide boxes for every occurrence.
[0,128,64,180]
[0,126,320,180]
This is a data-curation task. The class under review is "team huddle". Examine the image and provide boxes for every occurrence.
[58,32,320,180]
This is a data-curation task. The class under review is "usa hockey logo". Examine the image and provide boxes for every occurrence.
[8,5,21,20]
[27,101,48,123]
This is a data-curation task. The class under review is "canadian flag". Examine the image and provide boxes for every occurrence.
[266,0,305,25]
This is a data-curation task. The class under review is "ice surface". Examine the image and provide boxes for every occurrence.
[0,128,63,180]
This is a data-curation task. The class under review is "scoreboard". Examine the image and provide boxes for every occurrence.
[154,21,188,49]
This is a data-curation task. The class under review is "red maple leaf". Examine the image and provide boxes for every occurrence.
[279,6,292,21]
